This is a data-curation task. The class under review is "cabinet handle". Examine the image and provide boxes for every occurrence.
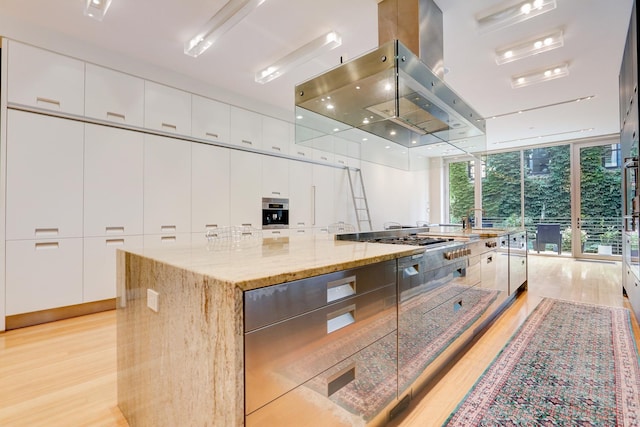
[271,146,281,151]
[35,228,59,237]
[338,160,345,165]
[297,229,306,233]
[106,239,125,246]
[327,363,356,397]
[271,230,281,235]
[205,132,219,139]
[161,236,176,242]
[36,97,60,107]
[327,304,356,334]
[297,151,306,157]
[161,225,177,232]
[327,276,357,302]
[205,224,218,230]
[487,256,493,264]
[107,111,126,120]
[321,156,328,161]
[161,122,177,130]
[271,191,281,195]
[241,139,253,145]
[35,241,59,250]
[241,223,252,227]
[403,265,419,277]
[106,226,125,234]
[297,222,306,226]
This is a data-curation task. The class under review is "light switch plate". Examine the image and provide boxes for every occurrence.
[147,289,159,312]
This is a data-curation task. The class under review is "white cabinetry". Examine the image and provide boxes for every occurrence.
[289,161,313,229]
[312,164,335,228]
[144,81,192,135]
[6,238,83,315]
[84,235,144,302]
[230,150,262,228]
[143,135,191,235]
[143,233,192,248]
[262,116,289,154]
[85,64,144,127]
[230,107,262,149]
[262,156,289,198]
[191,143,230,233]
[84,125,144,237]
[6,110,84,240]
[334,166,352,224]
[7,40,85,115]
[191,95,230,144]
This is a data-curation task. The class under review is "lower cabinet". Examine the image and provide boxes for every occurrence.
[6,238,83,315]
[83,235,143,302]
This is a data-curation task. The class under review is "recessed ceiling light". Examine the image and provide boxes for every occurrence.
[84,0,112,21]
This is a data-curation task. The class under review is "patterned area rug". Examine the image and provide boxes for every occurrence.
[444,298,640,426]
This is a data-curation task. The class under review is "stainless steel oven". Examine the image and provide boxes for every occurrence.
[262,197,289,229]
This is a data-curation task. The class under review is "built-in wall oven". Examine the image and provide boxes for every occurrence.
[262,197,289,229]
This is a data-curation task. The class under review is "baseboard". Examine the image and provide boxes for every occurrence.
[5,299,116,330]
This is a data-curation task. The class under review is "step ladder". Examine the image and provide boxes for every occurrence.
[347,168,373,231]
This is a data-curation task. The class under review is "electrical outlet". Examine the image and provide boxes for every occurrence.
[147,289,159,312]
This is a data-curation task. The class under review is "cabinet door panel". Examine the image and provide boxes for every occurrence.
[144,135,191,235]
[312,164,335,228]
[191,95,230,143]
[6,239,83,315]
[191,143,230,233]
[8,41,84,115]
[262,117,290,154]
[83,235,143,302]
[262,156,289,198]
[6,110,84,240]
[144,81,191,135]
[289,162,313,229]
[84,125,144,237]
[230,151,262,228]
[230,107,262,149]
[85,64,144,126]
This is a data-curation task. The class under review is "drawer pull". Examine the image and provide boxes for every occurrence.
[161,236,176,242]
[403,265,419,277]
[36,97,60,107]
[297,151,306,156]
[241,139,253,145]
[107,111,126,120]
[106,239,125,246]
[327,276,356,303]
[327,304,356,334]
[205,224,218,230]
[327,363,356,396]
[297,222,306,226]
[106,226,125,234]
[271,146,281,151]
[321,156,328,161]
[272,191,281,195]
[161,225,177,232]
[205,132,219,138]
[241,223,252,227]
[297,229,306,233]
[35,228,58,237]
[271,230,281,235]
[487,256,493,264]
[161,122,177,130]
[35,242,59,250]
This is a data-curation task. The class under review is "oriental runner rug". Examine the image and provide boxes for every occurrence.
[444,298,640,426]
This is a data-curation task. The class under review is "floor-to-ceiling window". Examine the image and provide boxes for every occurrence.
[445,137,622,260]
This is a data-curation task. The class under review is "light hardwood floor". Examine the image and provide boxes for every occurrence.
[0,256,633,427]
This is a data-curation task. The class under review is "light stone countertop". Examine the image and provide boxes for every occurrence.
[121,234,423,291]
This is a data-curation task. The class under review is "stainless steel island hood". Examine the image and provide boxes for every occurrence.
[294,0,486,168]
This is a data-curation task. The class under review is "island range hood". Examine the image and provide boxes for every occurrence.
[294,0,486,163]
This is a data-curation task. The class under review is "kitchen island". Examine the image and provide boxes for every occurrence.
[116,234,422,427]
[117,230,525,426]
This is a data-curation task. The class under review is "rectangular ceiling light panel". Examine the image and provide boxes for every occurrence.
[84,0,113,21]
[476,0,557,33]
[185,0,267,58]
[495,29,564,65]
[511,62,569,88]
[255,31,342,84]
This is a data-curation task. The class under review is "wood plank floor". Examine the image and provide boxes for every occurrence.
[0,256,632,427]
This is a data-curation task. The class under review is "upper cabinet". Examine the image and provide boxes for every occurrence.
[85,64,144,127]
[144,81,192,135]
[7,40,85,115]
[191,95,231,144]
[262,116,290,154]
[230,107,262,149]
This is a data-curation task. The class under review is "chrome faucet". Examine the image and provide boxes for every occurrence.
[465,208,484,231]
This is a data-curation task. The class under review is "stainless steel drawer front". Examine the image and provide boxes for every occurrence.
[244,260,396,332]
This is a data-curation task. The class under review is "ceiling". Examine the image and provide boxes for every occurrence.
[0,0,634,154]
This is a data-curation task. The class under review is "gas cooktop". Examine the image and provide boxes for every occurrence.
[335,228,454,247]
